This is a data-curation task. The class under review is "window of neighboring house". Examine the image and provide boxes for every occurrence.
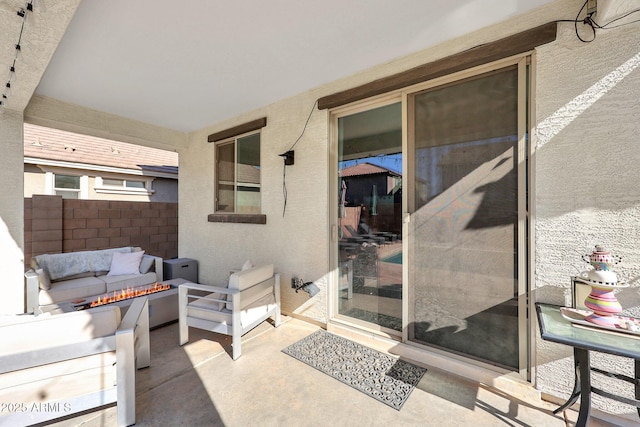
[54,174,81,199]
[215,131,261,214]
[95,177,154,195]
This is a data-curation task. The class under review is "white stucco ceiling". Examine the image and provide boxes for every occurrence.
[28,0,558,132]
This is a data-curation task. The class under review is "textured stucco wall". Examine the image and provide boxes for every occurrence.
[0,110,25,314]
[23,165,46,197]
[180,92,330,322]
[15,0,638,418]
[534,7,640,416]
[179,0,640,417]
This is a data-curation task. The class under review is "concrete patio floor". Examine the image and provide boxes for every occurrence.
[47,316,621,427]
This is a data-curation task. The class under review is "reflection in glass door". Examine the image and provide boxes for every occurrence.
[336,102,403,333]
[407,65,525,370]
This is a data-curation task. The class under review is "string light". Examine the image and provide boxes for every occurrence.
[0,1,37,112]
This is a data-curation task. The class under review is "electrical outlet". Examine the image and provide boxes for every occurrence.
[291,277,304,289]
[291,277,297,288]
[587,0,597,16]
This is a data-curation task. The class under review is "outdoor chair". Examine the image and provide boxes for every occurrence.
[178,264,280,360]
[345,224,387,245]
[0,297,150,427]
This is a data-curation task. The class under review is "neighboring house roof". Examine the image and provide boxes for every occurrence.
[217,160,260,185]
[339,162,400,178]
[23,123,178,176]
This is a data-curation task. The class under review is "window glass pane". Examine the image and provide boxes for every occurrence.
[237,133,260,212]
[237,133,260,169]
[216,143,235,212]
[55,190,79,199]
[217,184,235,212]
[54,175,80,189]
[126,180,145,188]
[217,143,235,183]
[337,102,403,333]
[409,66,520,369]
[237,185,261,214]
[103,178,124,186]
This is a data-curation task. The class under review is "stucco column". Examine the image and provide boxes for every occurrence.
[0,110,25,314]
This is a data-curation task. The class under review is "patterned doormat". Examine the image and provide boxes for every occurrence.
[282,330,426,410]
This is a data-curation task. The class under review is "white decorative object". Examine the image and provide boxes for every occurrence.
[578,245,627,326]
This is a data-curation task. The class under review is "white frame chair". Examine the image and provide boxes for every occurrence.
[178,264,280,360]
[0,297,150,427]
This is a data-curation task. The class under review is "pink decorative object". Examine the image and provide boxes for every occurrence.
[582,245,621,271]
[579,245,626,326]
[584,286,623,326]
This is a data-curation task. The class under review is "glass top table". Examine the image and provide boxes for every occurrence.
[536,303,640,359]
[536,303,640,427]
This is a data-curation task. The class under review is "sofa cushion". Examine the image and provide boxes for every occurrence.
[0,352,117,404]
[60,271,97,281]
[108,251,144,276]
[188,294,276,329]
[102,272,158,293]
[35,268,51,291]
[0,305,121,356]
[228,264,274,291]
[34,252,90,281]
[39,276,106,306]
[226,264,274,310]
[33,247,133,281]
[139,254,155,274]
[88,247,133,272]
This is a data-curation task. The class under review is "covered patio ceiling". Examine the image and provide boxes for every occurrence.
[1,0,559,133]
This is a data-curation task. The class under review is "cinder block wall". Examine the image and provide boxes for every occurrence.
[24,195,178,267]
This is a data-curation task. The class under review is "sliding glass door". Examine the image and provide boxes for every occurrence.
[335,101,403,334]
[407,64,526,370]
[331,57,530,373]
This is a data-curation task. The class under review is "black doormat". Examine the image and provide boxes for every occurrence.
[282,330,426,410]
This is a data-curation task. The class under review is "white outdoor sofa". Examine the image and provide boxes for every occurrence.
[0,297,150,427]
[178,264,280,360]
[25,246,163,315]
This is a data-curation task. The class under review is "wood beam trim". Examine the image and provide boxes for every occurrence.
[207,213,267,224]
[207,117,267,142]
[318,22,557,110]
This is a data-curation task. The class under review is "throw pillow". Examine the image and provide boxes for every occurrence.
[107,251,145,276]
[139,254,155,274]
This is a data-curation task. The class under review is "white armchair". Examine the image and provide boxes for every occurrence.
[0,297,150,427]
[178,264,280,360]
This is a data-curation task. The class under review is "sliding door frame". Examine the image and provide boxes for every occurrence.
[328,52,536,378]
[328,92,403,339]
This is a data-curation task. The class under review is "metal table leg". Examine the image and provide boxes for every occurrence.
[575,348,591,427]
[636,360,640,418]
[553,352,581,414]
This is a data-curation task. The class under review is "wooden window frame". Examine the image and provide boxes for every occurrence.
[208,118,267,225]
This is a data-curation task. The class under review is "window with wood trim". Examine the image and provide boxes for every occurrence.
[215,131,261,214]
[53,174,81,199]
[95,176,154,196]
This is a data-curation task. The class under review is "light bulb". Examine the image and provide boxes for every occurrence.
[15,44,22,61]
[4,83,11,97]
[9,66,16,82]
